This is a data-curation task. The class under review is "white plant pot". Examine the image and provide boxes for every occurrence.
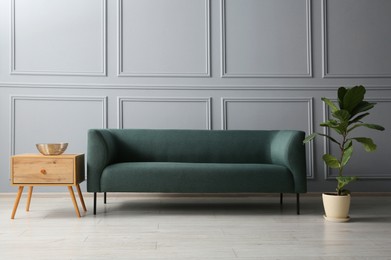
[322,193,351,222]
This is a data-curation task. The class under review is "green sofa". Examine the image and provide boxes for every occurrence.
[87,129,307,215]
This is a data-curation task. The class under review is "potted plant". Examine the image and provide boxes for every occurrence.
[304,85,385,222]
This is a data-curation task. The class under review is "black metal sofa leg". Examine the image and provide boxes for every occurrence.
[93,192,97,215]
[280,193,300,215]
[93,192,107,215]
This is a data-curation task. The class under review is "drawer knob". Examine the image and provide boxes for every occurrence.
[40,169,47,175]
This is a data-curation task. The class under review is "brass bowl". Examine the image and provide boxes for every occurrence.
[36,143,68,156]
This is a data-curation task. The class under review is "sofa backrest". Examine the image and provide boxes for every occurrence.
[98,129,298,164]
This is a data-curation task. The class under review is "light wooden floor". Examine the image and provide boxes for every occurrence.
[1,192,391,259]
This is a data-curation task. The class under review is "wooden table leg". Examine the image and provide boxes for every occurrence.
[68,186,81,218]
[11,186,24,219]
[26,186,33,211]
[75,184,87,212]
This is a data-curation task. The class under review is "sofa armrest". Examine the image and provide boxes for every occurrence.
[270,130,307,193]
[87,129,117,192]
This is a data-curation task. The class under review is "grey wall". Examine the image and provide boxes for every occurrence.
[1,0,391,193]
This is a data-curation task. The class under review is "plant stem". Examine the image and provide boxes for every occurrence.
[337,132,348,196]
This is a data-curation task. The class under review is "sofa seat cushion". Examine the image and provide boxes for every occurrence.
[101,162,294,193]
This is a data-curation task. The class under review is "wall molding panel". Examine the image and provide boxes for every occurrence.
[323,98,391,180]
[322,0,391,78]
[10,0,107,76]
[118,0,210,77]
[221,97,314,178]
[117,97,212,129]
[10,95,108,155]
[221,0,312,78]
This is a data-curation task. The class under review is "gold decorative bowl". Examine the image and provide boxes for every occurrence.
[36,143,68,156]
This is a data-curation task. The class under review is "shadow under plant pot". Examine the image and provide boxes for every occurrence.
[322,193,351,222]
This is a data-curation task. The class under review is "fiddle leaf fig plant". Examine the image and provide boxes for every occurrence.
[304,86,385,195]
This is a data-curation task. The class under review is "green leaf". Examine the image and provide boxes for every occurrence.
[303,132,341,146]
[320,120,338,128]
[338,87,348,109]
[336,176,358,195]
[322,97,338,113]
[364,123,385,131]
[351,137,377,152]
[303,133,317,144]
[342,86,366,113]
[332,109,351,122]
[348,123,385,133]
[323,154,340,169]
[316,133,340,146]
[344,139,353,149]
[350,101,375,117]
[321,120,338,126]
[321,120,347,135]
[349,112,370,124]
[339,189,351,195]
[341,142,353,167]
[320,122,332,128]
[334,121,349,135]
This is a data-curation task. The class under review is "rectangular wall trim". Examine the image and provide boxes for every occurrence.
[10,95,108,155]
[221,97,314,178]
[10,0,107,76]
[220,0,312,78]
[322,0,391,78]
[117,97,212,129]
[117,0,210,77]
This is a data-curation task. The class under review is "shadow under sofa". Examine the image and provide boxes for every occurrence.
[87,129,307,215]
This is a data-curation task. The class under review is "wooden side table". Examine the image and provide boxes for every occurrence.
[10,154,87,219]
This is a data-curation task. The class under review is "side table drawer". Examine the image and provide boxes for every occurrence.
[12,157,74,184]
